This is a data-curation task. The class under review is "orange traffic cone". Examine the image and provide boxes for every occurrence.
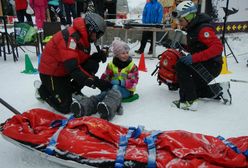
[138,53,147,72]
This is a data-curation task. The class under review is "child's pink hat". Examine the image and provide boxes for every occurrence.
[111,40,130,57]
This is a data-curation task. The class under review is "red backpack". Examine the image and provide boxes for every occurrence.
[152,48,182,90]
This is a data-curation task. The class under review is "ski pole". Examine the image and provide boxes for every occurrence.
[230,79,248,83]
[0,98,21,115]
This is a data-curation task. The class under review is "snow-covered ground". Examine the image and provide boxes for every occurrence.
[0,30,248,167]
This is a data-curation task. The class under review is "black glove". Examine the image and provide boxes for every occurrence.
[91,49,108,63]
[85,77,96,89]
[94,77,112,91]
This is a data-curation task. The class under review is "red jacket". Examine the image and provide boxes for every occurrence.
[29,0,48,7]
[62,0,75,4]
[15,0,28,11]
[192,27,223,63]
[185,14,223,63]
[39,18,91,76]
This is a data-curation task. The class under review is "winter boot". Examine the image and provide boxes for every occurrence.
[71,95,99,118]
[97,89,122,121]
[34,80,43,102]
[172,100,198,111]
[116,105,124,115]
[219,82,232,105]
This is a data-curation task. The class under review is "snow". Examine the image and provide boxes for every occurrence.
[0,28,248,168]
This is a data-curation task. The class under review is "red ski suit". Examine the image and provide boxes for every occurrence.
[39,18,91,77]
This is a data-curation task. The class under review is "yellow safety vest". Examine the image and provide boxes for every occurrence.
[108,60,136,92]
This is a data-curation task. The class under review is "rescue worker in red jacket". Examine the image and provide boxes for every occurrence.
[37,13,112,114]
[171,1,231,111]
[15,0,33,23]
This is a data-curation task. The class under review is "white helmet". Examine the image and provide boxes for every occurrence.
[172,1,197,18]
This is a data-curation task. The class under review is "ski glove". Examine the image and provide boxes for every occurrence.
[85,77,96,88]
[91,49,108,63]
[179,54,192,65]
[98,49,108,63]
[94,77,113,91]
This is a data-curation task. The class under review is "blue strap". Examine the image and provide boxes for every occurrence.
[44,115,74,155]
[144,130,162,168]
[217,135,248,158]
[115,126,144,168]
[243,149,248,157]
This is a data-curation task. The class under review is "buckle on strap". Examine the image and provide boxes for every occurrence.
[44,115,74,155]
[115,126,144,168]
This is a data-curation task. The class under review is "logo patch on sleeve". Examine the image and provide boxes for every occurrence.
[204,32,210,38]
[69,39,76,50]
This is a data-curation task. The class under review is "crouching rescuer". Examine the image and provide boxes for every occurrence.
[171,1,232,111]
[37,13,113,114]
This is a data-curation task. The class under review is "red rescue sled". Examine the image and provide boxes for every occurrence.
[1,108,247,168]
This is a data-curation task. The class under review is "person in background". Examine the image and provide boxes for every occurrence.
[171,1,231,111]
[30,0,48,29]
[93,0,105,17]
[76,0,86,17]
[48,0,67,25]
[36,13,111,114]
[62,0,76,25]
[15,0,33,23]
[104,0,117,19]
[135,0,163,55]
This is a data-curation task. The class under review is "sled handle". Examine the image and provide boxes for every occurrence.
[0,98,21,115]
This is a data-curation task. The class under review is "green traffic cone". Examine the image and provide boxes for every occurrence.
[21,54,38,74]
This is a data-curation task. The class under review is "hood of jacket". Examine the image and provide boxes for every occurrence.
[72,17,90,47]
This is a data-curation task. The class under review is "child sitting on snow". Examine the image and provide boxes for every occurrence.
[101,39,139,99]
[70,40,139,121]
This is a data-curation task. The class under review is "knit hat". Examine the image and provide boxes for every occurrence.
[111,40,130,57]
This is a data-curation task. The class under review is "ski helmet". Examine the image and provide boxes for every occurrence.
[85,13,106,39]
[172,1,197,18]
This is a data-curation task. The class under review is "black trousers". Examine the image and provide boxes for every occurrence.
[76,1,86,17]
[138,31,153,52]
[176,59,222,102]
[64,4,76,25]
[38,58,99,114]
[104,2,116,19]
[94,0,105,17]
[16,10,33,23]
[48,5,66,25]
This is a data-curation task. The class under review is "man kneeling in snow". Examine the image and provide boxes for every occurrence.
[171,1,231,111]
[37,13,114,114]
